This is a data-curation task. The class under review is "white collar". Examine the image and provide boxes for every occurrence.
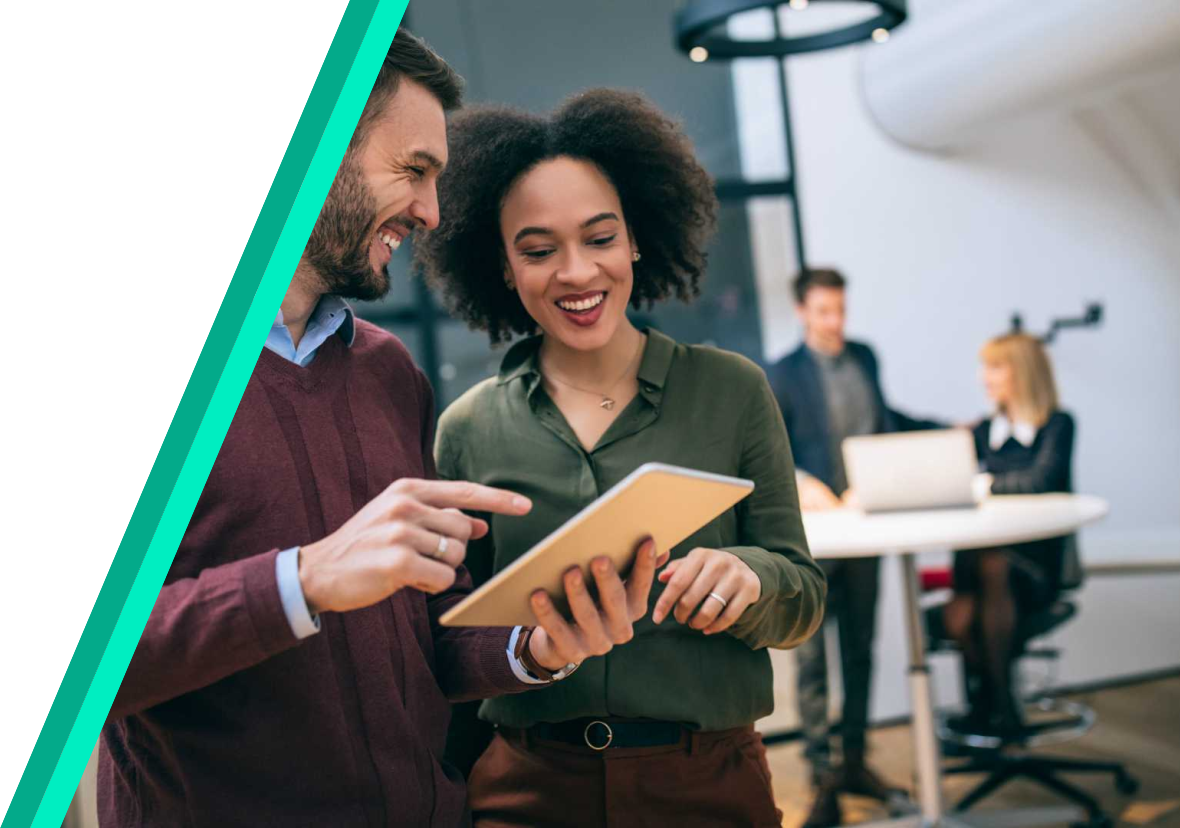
[989,414,1037,450]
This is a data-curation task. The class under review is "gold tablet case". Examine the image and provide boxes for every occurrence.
[440,463,754,627]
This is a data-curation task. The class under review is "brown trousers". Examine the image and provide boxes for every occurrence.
[467,724,783,827]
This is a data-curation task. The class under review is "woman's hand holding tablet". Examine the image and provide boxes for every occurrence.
[653,547,762,635]
[525,539,664,674]
[440,464,754,627]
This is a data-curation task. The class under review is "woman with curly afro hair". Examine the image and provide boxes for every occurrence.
[418,89,824,827]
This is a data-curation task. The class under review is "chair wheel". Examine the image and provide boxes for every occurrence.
[1116,773,1140,795]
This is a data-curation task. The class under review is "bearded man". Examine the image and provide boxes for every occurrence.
[99,29,655,828]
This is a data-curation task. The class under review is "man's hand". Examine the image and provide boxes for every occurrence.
[298,478,532,615]
[652,547,762,635]
[798,475,841,511]
[526,539,662,671]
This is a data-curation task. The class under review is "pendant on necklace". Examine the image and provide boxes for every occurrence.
[600,397,616,411]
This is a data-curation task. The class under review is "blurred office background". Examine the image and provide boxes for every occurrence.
[66,0,1180,824]
[370,0,1180,729]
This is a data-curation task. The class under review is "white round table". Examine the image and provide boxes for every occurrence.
[801,494,1109,828]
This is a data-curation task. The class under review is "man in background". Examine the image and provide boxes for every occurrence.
[767,268,943,827]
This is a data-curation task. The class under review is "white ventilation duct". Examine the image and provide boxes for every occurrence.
[860,0,1180,151]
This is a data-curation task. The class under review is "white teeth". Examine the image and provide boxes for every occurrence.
[557,293,605,312]
[378,232,401,251]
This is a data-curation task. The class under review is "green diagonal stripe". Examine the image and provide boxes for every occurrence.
[2,1,409,825]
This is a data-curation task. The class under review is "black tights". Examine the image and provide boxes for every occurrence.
[942,550,1018,718]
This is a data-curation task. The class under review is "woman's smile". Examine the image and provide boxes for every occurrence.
[554,290,609,327]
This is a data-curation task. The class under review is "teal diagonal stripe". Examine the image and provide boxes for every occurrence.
[2,1,409,825]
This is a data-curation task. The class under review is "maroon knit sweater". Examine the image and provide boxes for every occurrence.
[99,320,527,827]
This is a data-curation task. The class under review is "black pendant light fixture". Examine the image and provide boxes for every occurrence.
[674,0,907,272]
[676,0,906,59]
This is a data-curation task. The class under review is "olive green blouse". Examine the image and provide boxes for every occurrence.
[435,329,825,731]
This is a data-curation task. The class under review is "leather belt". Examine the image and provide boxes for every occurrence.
[526,718,686,751]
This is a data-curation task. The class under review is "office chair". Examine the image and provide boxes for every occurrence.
[921,541,1139,828]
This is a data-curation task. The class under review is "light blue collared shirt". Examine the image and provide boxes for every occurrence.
[263,297,545,681]
[266,294,356,367]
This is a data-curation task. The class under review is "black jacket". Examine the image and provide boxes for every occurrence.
[970,410,1077,591]
[766,341,943,494]
[973,410,1075,495]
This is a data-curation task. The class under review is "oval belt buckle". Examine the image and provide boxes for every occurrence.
[584,720,614,751]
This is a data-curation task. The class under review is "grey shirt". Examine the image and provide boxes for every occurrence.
[812,346,879,493]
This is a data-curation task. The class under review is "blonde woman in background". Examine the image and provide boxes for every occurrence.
[942,333,1075,740]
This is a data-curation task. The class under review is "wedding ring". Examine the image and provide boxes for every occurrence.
[707,591,728,608]
[432,534,449,560]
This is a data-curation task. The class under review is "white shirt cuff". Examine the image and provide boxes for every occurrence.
[506,626,550,685]
[276,547,321,640]
[972,472,995,503]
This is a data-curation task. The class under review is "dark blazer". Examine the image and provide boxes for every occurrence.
[766,340,943,493]
[970,410,1077,591]
[972,411,1074,495]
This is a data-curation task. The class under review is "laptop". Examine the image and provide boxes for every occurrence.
[841,429,979,513]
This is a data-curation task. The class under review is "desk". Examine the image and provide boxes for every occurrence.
[802,494,1109,828]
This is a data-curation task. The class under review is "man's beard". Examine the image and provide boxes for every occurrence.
[304,149,389,302]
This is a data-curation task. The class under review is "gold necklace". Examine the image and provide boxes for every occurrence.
[542,335,645,411]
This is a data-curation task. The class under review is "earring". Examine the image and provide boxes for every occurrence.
[632,251,642,262]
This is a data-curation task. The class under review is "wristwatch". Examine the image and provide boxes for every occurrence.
[514,627,580,682]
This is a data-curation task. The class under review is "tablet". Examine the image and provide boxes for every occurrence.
[440,463,754,627]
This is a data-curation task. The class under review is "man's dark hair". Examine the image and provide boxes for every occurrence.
[793,268,846,304]
[352,28,464,148]
[414,88,719,344]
